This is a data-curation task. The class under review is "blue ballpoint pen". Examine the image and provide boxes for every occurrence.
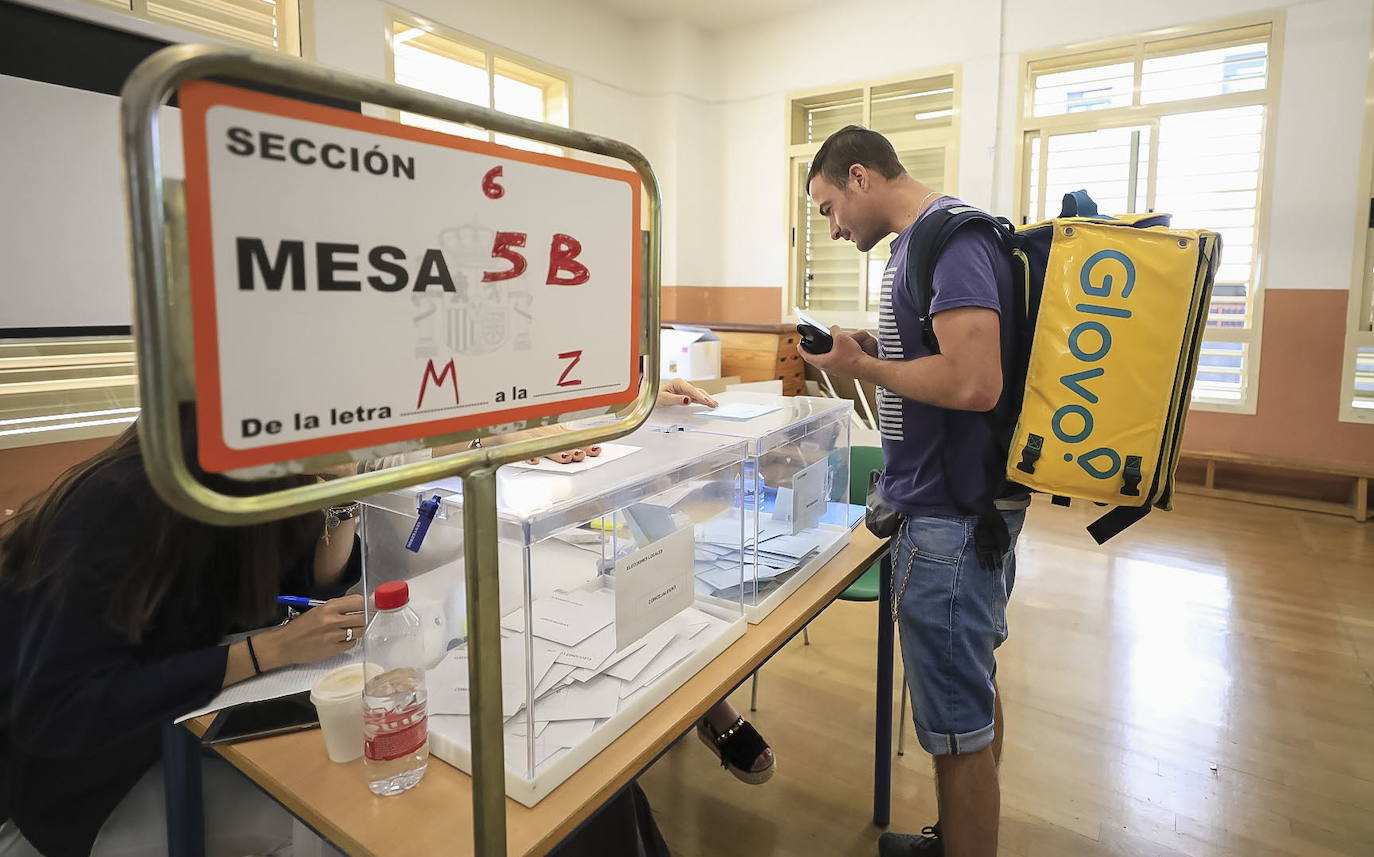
[277,595,326,608]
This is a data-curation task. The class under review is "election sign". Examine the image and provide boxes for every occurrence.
[178,80,642,472]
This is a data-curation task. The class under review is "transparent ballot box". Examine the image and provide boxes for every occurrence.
[646,391,860,622]
[359,429,749,806]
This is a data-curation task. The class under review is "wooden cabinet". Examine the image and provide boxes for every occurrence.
[712,325,804,395]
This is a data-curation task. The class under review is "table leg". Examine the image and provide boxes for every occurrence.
[161,724,205,857]
[873,549,894,827]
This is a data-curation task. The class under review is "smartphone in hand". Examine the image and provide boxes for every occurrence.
[794,307,834,354]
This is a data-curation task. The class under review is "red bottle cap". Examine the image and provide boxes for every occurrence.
[373,581,410,610]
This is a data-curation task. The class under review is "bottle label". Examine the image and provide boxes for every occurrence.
[365,699,428,761]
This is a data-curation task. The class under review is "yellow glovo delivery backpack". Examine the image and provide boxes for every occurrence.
[906,190,1221,548]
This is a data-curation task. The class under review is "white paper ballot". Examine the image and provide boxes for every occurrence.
[696,564,746,593]
[783,457,828,534]
[532,663,577,700]
[623,636,696,696]
[759,528,831,559]
[607,626,679,684]
[568,638,648,682]
[553,624,618,669]
[533,678,622,722]
[505,443,639,474]
[613,525,695,651]
[502,588,615,647]
[696,402,781,421]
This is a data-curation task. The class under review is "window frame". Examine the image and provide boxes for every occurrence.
[784,66,962,330]
[1339,21,1374,424]
[383,8,574,151]
[73,0,302,55]
[1014,12,1285,415]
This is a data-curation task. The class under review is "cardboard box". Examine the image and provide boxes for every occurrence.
[660,326,721,381]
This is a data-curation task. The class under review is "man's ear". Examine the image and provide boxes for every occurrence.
[849,163,867,192]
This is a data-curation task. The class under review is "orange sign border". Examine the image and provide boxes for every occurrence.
[179,80,643,473]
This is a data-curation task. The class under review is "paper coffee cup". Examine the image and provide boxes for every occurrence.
[310,663,365,763]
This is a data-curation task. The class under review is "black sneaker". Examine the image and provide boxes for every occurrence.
[878,824,943,856]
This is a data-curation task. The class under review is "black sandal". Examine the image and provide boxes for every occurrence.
[696,716,776,785]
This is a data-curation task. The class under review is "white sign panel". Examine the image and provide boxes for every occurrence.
[179,81,642,472]
[773,457,827,535]
[613,525,695,651]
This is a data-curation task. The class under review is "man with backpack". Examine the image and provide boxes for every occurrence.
[798,125,1030,857]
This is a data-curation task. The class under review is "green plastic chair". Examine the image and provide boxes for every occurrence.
[840,445,885,602]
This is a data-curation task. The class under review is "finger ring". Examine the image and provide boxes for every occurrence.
[345,627,354,643]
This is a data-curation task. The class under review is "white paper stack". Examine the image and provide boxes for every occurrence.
[426,588,727,775]
[691,515,828,601]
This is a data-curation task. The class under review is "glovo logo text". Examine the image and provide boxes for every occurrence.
[1051,249,1135,480]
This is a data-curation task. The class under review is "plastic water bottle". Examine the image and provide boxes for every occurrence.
[363,581,429,796]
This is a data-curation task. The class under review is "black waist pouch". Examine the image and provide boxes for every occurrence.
[864,470,902,538]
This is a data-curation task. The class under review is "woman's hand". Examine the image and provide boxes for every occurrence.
[657,377,718,409]
[256,595,365,668]
[489,424,602,465]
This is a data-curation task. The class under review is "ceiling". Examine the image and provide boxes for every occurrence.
[583,0,831,33]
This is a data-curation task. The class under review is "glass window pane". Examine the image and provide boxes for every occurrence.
[1193,340,1248,404]
[1041,125,1152,217]
[1142,26,1271,105]
[391,23,491,140]
[494,74,544,122]
[1032,60,1134,117]
[1156,106,1266,328]
[1353,346,1374,412]
[870,75,955,136]
[0,338,140,450]
[149,0,282,51]
[795,91,863,145]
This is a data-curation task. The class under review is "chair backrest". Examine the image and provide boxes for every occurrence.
[849,445,883,505]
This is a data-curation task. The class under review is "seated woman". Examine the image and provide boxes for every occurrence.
[0,420,364,857]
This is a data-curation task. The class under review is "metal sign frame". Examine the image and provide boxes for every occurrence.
[121,44,661,856]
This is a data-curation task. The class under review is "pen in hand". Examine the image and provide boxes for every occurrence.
[276,595,326,609]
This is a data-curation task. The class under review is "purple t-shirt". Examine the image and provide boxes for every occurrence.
[876,196,1016,517]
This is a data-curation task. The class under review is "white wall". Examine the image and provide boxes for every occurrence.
[0,76,183,329]
[712,0,1374,297]
[309,0,725,288]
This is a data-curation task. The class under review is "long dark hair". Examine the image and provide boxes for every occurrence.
[0,418,321,644]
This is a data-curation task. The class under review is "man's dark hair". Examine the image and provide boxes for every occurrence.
[807,124,905,193]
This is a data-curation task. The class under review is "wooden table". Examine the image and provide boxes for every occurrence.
[175,529,893,857]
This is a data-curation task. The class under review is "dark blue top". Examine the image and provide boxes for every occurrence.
[876,196,1018,517]
[0,456,359,856]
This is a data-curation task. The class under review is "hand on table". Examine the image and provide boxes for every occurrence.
[491,424,602,466]
[657,377,718,409]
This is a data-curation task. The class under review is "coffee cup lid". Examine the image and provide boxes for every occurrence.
[310,663,365,703]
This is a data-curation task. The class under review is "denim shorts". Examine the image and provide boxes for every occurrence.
[894,509,1025,756]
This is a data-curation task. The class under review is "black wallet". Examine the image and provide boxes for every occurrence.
[864,469,902,538]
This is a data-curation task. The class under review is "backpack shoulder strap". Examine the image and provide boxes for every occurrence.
[905,205,1008,354]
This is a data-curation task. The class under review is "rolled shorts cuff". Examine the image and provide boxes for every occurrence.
[914,720,995,757]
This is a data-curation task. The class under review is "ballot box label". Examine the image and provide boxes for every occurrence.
[613,525,695,651]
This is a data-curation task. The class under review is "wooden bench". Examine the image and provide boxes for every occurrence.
[1176,450,1371,522]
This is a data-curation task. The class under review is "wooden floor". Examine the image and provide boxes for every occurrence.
[639,494,1374,857]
